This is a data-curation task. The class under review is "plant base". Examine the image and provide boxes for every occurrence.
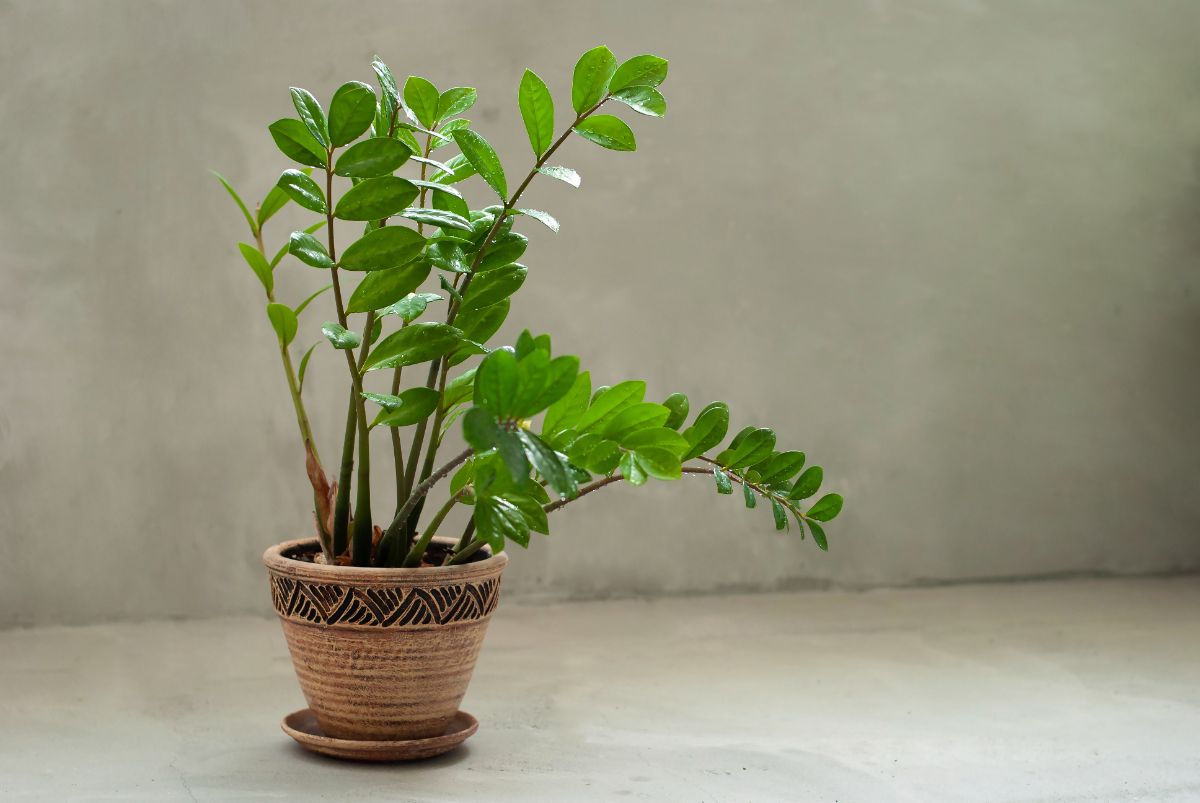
[282,708,478,761]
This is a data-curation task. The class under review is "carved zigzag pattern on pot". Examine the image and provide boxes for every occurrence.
[269,575,500,628]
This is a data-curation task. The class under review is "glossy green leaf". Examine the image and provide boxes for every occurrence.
[271,220,325,268]
[619,451,647,486]
[452,300,509,362]
[380,292,441,322]
[268,118,328,169]
[426,241,469,274]
[713,466,732,495]
[479,232,528,271]
[297,341,318,392]
[789,466,823,500]
[662,393,689,429]
[609,54,669,92]
[442,367,477,410]
[345,261,432,313]
[576,380,646,434]
[603,402,670,441]
[371,57,400,111]
[586,440,621,474]
[622,427,688,455]
[573,115,636,151]
[742,480,757,509]
[516,429,577,498]
[431,118,470,149]
[321,322,361,350]
[571,45,617,113]
[452,129,506,200]
[507,493,549,536]
[430,184,471,219]
[213,172,256,232]
[430,153,478,185]
[289,87,329,147]
[437,87,476,122]
[474,348,519,416]
[463,407,501,452]
[403,75,440,128]
[258,168,312,227]
[512,208,559,233]
[328,81,376,146]
[474,495,529,552]
[293,284,331,317]
[340,226,425,271]
[537,165,581,188]
[334,137,411,178]
[275,169,327,214]
[631,446,681,481]
[612,85,666,117]
[771,499,788,531]
[266,302,298,345]
[543,371,591,437]
[534,355,581,414]
[409,179,463,199]
[288,231,334,269]
[399,208,472,231]
[363,321,466,371]
[518,69,554,157]
[411,155,455,174]
[510,351,550,418]
[809,520,828,551]
[461,264,527,312]
[722,428,776,469]
[806,493,843,522]
[237,242,273,295]
[335,177,418,221]
[371,387,440,427]
[680,403,729,461]
[756,451,806,486]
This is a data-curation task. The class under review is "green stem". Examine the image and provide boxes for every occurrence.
[446,537,487,565]
[332,391,356,556]
[376,447,473,566]
[402,489,465,567]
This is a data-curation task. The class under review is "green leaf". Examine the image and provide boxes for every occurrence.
[371,387,440,427]
[363,321,466,371]
[510,350,549,418]
[721,428,776,469]
[474,495,529,552]
[371,57,400,113]
[268,118,327,169]
[713,466,732,495]
[437,87,477,122]
[518,69,554,157]
[618,451,647,486]
[271,220,325,268]
[462,407,502,452]
[334,137,411,178]
[573,115,636,151]
[506,493,549,536]
[479,232,528,271]
[586,440,621,474]
[409,179,464,200]
[340,226,425,271]
[789,466,823,500]
[537,165,581,188]
[622,427,688,455]
[431,118,471,149]
[512,208,559,233]
[612,85,666,117]
[289,87,329,147]
[442,367,477,410]
[275,169,327,214]
[403,75,440,128]
[297,342,318,392]
[212,171,256,232]
[610,55,669,92]
[603,402,670,442]
[756,451,806,486]
[237,242,273,295]
[681,403,729,461]
[380,292,441,323]
[431,153,478,185]
[576,380,646,434]
[806,493,843,522]
[474,348,519,416]
[516,429,577,498]
[543,371,591,438]
[462,264,527,312]
[258,168,311,227]
[742,480,757,509]
[431,184,471,219]
[632,446,681,481]
[293,284,332,317]
[328,81,376,146]
[288,231,334,269]
[426,241,469,274]
[662,393,689,430]
[452,129,506,200]
[266,302,298,345]
[399,208,472,231]
[335,177,418,221]
[532,355,580,414]
[411,155,454,174]
[771,499,788,531]
[439,274,462,304]
[321,322,361,350]
[808,520,829,551]
[572,45,617,114]
[453,300,509,358]
[346,261,432,313]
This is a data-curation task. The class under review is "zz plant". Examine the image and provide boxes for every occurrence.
[216,46,844,569]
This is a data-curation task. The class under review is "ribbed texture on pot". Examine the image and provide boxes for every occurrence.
[263,537,507,741]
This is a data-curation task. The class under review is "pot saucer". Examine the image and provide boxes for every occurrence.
[281,709,478,761]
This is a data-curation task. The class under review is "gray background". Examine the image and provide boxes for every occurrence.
[2,0,1198,627]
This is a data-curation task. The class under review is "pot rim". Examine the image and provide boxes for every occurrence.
[263,536,507,586]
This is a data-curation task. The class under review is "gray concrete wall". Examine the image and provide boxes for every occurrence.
[2,0,1199,627]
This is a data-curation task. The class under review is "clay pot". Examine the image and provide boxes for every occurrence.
[263,537,507,741]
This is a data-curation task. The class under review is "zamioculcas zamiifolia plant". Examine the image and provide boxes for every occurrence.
[219,46,844,757]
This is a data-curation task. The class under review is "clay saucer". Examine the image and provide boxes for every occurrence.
[281,709,478,762]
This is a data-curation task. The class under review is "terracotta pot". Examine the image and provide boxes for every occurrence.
[263,537,507,741]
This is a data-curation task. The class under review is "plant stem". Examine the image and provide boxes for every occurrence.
[376,447,473,565]
[542,467,715,514]
[401,489,465,567]
[454,519,476,552]
[446,537,487,565]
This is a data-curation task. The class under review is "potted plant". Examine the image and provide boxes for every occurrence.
[216,46,844,761]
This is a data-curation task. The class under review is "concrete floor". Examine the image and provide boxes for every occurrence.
[1,578,1198,802]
